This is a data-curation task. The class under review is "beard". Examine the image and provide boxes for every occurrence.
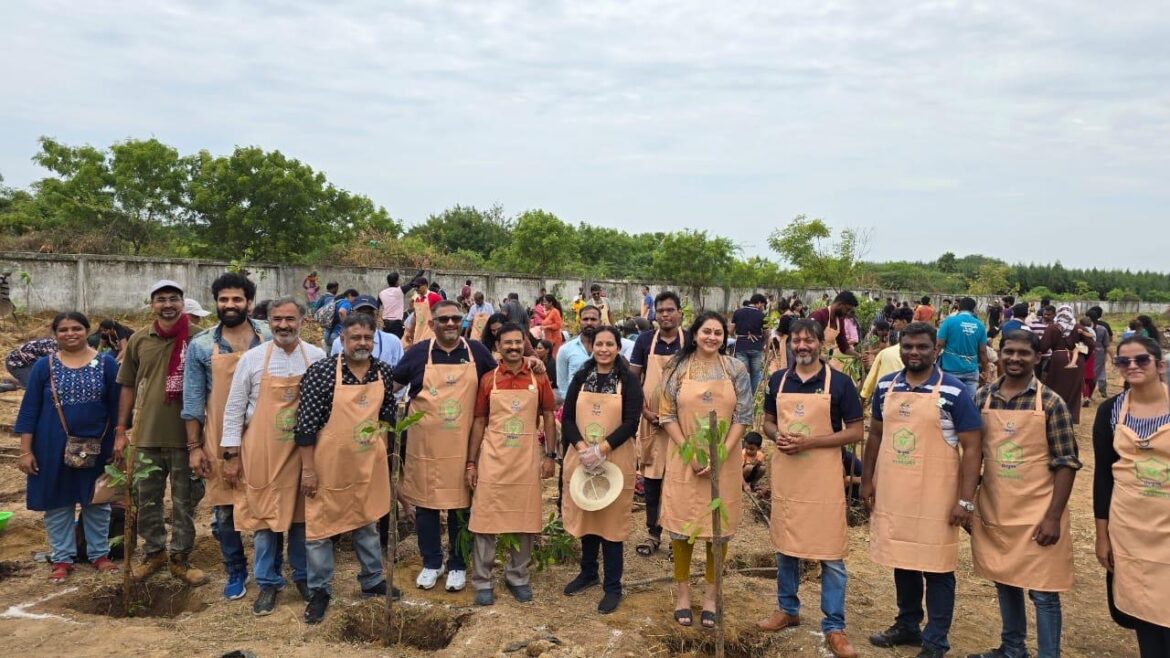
[273,329,298,346]
[349,348,372,362]
[794,352,816,365]
[217,307,247,328]
[905,359,933,373]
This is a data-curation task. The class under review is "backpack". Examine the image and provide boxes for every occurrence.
[314,296,338,329]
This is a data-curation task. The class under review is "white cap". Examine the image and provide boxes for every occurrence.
[183,298,211,317]
[148,279,184,297]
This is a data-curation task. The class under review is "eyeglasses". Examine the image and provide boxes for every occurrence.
[1114,354,1155,369]
[152,295,182,305]
[434,316,462,325]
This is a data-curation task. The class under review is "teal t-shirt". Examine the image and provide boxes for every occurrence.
[938,311,987,374]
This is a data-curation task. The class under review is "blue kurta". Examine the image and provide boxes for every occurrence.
[14,353,120,511]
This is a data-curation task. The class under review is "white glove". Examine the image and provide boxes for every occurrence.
[579,444,606,473]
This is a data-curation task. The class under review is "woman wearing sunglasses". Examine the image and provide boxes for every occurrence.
[1093,335,1170,656]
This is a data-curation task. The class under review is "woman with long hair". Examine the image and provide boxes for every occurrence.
[541,294,565,358]
[534,339,558,391]
[15,312,121,583]
[1093,335,1170,655]
[1040,304,1096,423]
[479,312,511,360]
[1136,315,1163,345]
[658,311,753,628]
[560,326,643,614]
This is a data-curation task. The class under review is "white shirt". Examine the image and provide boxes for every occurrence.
[220,340,326,448]
[620,337,635,360]
[330,330,404,368]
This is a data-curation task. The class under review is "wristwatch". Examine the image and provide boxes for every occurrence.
[545,452,558,460]
[222,451,239,461]
[958,499,975,512]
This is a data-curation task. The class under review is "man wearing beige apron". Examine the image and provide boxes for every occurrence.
[182,272,270,600]
[406,277,441,344]
[861,322,984,658]
[294,314,397,624]
[757,319,863,658]
[969,329,1080,658]
[466,323,557,606]
[810,291,861,360]
[392,300,498,593]
[221,298,324,615]
[560,326,643,614]
[628,291,686,557]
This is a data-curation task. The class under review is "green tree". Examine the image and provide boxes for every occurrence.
[967,263,1014,296]
[651,230,736,309]
[768,215,869,290]
[491,209,579,274]
[405,204,512,261]
[936,251,958,273]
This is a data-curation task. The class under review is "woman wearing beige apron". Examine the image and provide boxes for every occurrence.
[410,279,436,344]
[756,319,864,658]
[560,327,644,614]
[296,315,394,624]
[1093,334,1170,657]
[861,323,983,657]
[630,291,686,557]
[465,323,557,606]
[659,311,752,629]
[970,328,1080,658]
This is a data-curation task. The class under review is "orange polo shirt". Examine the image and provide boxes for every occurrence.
[474,361,556,417]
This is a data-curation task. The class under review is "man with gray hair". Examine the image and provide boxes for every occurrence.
[221,297,325,616]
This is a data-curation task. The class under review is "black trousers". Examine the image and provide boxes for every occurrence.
[643,476,663,539]
[580,534,623,594]
[383,319,404,337]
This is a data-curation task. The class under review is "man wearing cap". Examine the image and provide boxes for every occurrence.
[585,284,611,325]
[331,294,404,368]
[182,272,270,601]
[406,278,442,344]
[184,298,211,326]
[465,322,557,605]
[116,280,207,586]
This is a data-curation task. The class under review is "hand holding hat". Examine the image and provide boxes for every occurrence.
[579,444,606,474]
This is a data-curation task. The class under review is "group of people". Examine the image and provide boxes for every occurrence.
[11,274,1170,658]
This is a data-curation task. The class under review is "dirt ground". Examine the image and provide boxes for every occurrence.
[0,312,1143,657]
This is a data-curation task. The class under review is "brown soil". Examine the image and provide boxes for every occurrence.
[0,313,1143,656]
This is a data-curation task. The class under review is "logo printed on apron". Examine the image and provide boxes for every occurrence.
[892,428,917,464]
[898,401,912,417]
[585,422,605,443]
[1136,457,1170,497]
[502,416,524,447]
[282,387,295,402]
[995,440,1024,479]
[793,401,805,416]
[356,392,370,408]
[353,419,378,452]
[275,407,297,442]
[439,399,462,428]
[701,390,713,403]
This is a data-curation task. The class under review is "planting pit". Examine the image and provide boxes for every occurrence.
[658,619,782,658]
[60,581,207,619]
[325,599,468,650]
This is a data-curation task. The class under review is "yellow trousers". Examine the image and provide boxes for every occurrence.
[672,540,728,584]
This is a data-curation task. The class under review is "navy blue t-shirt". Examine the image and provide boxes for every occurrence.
[391,339,497,398]
[731,307,765,352]
[630,330,687,368]
[763,363,864,431]
[871,367,982,445]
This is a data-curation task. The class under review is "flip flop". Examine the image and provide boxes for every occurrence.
[701,611,717,628]
[635,537,660,557]
[674,608,693,627]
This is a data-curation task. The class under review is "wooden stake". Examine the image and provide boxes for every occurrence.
[122,443,135,616]
[383,420,401,647]
[706,410,725,658]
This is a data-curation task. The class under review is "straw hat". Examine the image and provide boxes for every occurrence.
[568,462,624,512]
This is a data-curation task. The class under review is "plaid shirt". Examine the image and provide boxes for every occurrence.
[976,377,1082,470]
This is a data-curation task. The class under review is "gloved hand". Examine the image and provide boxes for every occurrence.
[579,444,606,473]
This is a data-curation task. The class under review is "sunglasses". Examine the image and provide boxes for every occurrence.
[1113,354,1155,369]
[434,316,462,325]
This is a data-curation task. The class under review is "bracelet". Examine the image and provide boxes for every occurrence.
[186,443,203,452]
[20,451,32,458]
[466,463,477,470]
[302,472,317,479]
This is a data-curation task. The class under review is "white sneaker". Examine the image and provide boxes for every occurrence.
[416,567,444,590]
[445,570,466,592]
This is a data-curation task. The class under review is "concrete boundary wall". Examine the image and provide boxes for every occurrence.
[2,251,1167,318]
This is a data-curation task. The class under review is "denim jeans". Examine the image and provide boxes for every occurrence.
[893,568,956,652]
[306,523,383,594]
[580,534,623,595]
[7,364,33,388]
[211,505,247,573]
[997,583,1061,658]
[415,506,468,571]
[777,553,847,633]
[735,349,764,395]
[44,504,111,564]
[254,523,307,588]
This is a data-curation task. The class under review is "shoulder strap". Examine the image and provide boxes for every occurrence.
[47,355,71,436]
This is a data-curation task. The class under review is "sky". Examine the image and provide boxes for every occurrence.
[2,1,1168,270]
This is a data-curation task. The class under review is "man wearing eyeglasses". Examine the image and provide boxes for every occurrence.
[968,329,1079,658]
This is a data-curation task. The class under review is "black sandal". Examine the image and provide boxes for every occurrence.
[636,537,660,557]
[700,611,716,628]
[674,608,693,627]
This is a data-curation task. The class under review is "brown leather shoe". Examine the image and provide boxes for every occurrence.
[131,551,167,582]
[826,630,859,658]
[756,609,800,631]
[168,554,209,587]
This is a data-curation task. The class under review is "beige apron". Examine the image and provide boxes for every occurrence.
[770,366,848,559]
[469,369,543,534]
[203,344,242,507]
[413,296,435,344]
[870,370,960,572]
[234,343,309,532]
[1109,393,1170,626]
[400,338,477,510]
[470,313,489,341]
[563,381,634,542]
[638,331,677,480]
[972,382,1073,591]
[304,357,391,541]
[660,357,743,540]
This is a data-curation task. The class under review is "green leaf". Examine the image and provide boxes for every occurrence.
[708,498,722,511]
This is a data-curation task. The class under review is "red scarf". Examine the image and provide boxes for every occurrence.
[154,313,191,404]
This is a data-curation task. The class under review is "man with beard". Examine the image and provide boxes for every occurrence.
[861,322,983,658]
[296,314,397,624]
[466,323,557,605]
[757,319,863,658]
[330,294,404,368]
[811,292,861,359]
[586,284,611,325]
[183,272,271,600]
[220,298,325,615]
[629,291,687,557]
[118,280,205,585]
[556,305,603,398]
